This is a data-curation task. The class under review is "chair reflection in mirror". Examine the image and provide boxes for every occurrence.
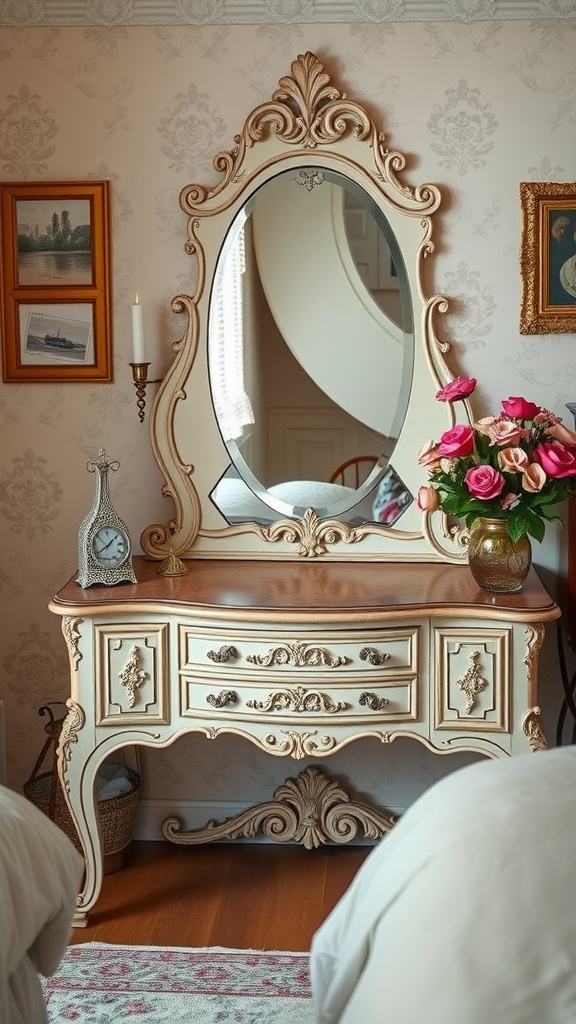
[329,455,378,489]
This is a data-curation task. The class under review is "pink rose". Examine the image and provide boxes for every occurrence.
[497,447,529,473]
[437,424,474,458]
[522,464,547,493]
[417,485,440,512]
[501,396,540,420]
[435,376,477,402]
[465,465,506,500]
[475,416,523,446]
[417,440,441,470]
[501,492,520,511]
[534,442,576,478]
[547,421,576,448]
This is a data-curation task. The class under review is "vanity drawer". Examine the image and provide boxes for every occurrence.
[180,675,419,723]
[433,625,511,734]
[179,625,419,679]
[94,622,170,725]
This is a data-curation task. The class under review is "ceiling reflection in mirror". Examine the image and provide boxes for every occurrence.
[207,168,415,528]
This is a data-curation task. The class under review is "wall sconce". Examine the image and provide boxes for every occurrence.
[130,362,162,423]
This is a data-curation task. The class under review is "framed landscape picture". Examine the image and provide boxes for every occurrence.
[0,180,112,381]
[520,181,576,334]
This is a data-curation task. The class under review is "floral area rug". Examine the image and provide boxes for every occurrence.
[42,942,313,1022]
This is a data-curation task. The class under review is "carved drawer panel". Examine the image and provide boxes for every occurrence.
[95,624,169,725]
[433,626,510,733]
[179,625,419,679]
[180,675,419,723]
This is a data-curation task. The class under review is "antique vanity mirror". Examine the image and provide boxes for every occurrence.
[142,52,468,563]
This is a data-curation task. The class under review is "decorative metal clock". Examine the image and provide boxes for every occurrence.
[76,448,137,587]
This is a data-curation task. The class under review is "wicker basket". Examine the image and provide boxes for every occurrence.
[23,703,140,858]
[24,768,140,857]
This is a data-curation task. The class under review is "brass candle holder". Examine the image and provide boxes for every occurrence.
[130,362,162,423]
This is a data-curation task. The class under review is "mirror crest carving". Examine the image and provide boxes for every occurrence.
[142,52,468,563]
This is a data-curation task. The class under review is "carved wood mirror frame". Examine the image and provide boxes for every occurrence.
[141,52,468,563]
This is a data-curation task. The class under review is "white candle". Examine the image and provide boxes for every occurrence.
[131,294,146,363]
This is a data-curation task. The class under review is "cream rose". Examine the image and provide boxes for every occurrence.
[497,447,529,473]
[522,464,547,493]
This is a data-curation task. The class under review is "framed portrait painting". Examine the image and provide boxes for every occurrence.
[520,181,576,334]
[0,180,111,381]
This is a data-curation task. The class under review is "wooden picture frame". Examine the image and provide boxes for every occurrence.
[520,181,576,334]
[0,180,112,382]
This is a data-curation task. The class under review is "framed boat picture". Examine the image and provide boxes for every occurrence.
[0,180,112,382]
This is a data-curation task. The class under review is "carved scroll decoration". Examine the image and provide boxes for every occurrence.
[524,623,545,697]
[359,691,390,711]
[262,729,337,759]
[359,647,390,666]
[246,685,347,714]
[118,645,147,708]
[207,645,239,663]
[56,699,86,789]
[62,616,83,670]
[246,639,349,668]
[456,650,488,714]
[522,706,548,752]
[206,690,239,708]
[162,765,397,849]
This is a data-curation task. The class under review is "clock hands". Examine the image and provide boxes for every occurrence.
[96,533,119,554]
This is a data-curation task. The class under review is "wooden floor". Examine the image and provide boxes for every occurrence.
[70,840,371,951]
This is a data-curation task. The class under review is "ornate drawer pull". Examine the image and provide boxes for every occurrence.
[359,691,390,711]
[207,645,239,663]
[206,690,239,708]
[246,641,349,668]
[359,646,390,666]
[247,685,347,714]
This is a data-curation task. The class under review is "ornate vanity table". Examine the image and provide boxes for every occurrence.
[50,53,559,926]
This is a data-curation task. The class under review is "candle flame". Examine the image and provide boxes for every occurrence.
[135,293,139,304]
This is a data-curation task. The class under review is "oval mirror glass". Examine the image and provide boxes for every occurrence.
[208,168,414,528]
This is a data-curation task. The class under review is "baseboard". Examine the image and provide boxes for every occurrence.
[132,797,405,845]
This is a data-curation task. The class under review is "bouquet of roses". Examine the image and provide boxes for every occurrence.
[417,376,576,543]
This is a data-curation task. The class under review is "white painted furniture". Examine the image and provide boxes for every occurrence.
[49,557,558,926]
[50,54,560,927]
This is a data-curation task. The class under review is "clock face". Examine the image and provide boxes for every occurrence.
[91,525,129,569]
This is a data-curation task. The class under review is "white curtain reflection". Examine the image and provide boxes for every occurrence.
[211,228,255,441]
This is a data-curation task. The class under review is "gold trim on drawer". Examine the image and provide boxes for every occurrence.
[434,627,510,732]
[95,623,169,725]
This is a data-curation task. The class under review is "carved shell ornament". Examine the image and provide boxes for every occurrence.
[161,765,396,849]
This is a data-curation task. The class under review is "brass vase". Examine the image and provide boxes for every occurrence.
[467,517,532,593]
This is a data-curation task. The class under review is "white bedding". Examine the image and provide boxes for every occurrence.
[0,784,83,1024]
[311,747,576,1024]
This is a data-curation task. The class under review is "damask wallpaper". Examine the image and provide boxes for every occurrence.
[0,15,575,834]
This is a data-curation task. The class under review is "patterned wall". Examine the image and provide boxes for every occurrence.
[0,15,575,825]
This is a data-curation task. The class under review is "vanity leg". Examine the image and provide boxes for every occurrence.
[57,710,104,926]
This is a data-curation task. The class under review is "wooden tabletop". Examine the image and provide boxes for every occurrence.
[49,557,560,625]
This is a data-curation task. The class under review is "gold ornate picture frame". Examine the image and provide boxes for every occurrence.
[0,180,112,382]
[520,181,576,334]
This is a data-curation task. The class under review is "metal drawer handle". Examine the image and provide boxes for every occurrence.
[359,647,391,666]
[359,691,390,711]
[206,645,239,663]
[206,690,239,708]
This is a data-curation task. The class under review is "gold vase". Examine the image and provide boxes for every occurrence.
[467,517,532,593]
